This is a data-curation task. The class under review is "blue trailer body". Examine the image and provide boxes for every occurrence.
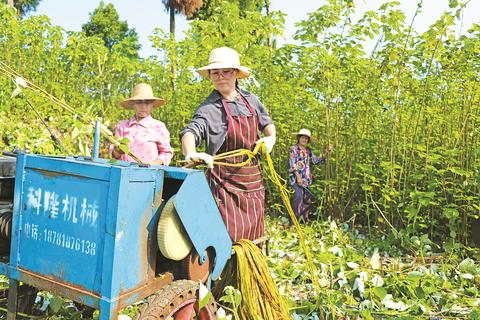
[0,153,232,319]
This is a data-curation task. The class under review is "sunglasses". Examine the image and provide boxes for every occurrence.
[209,69,237,79]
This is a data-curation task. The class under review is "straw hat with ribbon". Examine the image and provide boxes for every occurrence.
[120,83,165,109]
[197,47,251,79]
[292,128,312,139]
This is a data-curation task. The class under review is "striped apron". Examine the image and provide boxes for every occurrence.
[208,93,265,242]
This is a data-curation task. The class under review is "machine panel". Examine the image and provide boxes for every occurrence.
[18,168,108,293]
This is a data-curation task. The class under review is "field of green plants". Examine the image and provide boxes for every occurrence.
[0,0,479,318]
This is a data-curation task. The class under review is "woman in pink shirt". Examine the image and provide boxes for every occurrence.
[111,83,173,165]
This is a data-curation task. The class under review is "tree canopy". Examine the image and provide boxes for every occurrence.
[192,0,266,19]
[81,1,140,57]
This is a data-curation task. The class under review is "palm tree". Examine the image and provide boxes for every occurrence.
[162,0,203,91]
[4,0,42,17]
[162,0,203,36]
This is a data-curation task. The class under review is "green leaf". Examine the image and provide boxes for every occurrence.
[11,87,22,98]
[407,271,423,280]
[119,137,130,144]
[317,252,335,264]
[372,287,387,300]
[198,283,213,310]
[219,286,242,307]
[49,295,64,313]
[458,258,478,274]
[119,144,130,154]
[414,286,425,299]
[360,309,374,320]
[72,127,79,139]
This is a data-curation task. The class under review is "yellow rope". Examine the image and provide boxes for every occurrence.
[188,143,322,302]
[233,239,290,320]
[262,146,321,295]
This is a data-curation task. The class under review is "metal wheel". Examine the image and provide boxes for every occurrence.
[0,205,12,255]
[182,249,214,283]
[134,280,217,320]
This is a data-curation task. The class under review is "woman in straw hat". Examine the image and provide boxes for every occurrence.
[289,129,332,222]
[111,83,173,165]
[180,47,276,242]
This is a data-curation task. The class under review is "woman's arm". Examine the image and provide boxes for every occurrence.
[310,150,326,165]
[181,131,214,168]
[310,144,333,165]
[263,123,276,139]
[256,123,276,153]
[181,131,197,156]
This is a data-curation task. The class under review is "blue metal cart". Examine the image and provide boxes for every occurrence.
[0,150,232,319]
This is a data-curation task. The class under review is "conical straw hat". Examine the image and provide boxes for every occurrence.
[120,83,165,108]
[197,47,251,79]
[292,128,312,138]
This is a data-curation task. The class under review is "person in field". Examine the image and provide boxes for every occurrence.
[111,83,173,165]
[289,128,332,222]
[180,46,276,242]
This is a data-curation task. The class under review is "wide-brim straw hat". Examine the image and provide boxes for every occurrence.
[197,47,251,79]
[292,128,312,138]
[120,83,165,109]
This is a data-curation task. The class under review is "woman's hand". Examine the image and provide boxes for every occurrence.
[255,136,276,154]
[185,152,214,169]
[256,124,276,154]
[295,175,304,186]
[325,144,334,154]
[112,146,125,159]
[150,159,164,165]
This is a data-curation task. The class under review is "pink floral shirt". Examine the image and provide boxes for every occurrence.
[111,115,173,165]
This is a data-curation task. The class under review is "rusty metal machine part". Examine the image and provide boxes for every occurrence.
[0,155,16,200]
[0,155,17,176]
[134,280,217,320]
[182,248,214,283]
[0,155,15,256]
[0,202,13,255]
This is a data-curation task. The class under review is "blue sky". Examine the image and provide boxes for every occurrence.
[35,0,479,58]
